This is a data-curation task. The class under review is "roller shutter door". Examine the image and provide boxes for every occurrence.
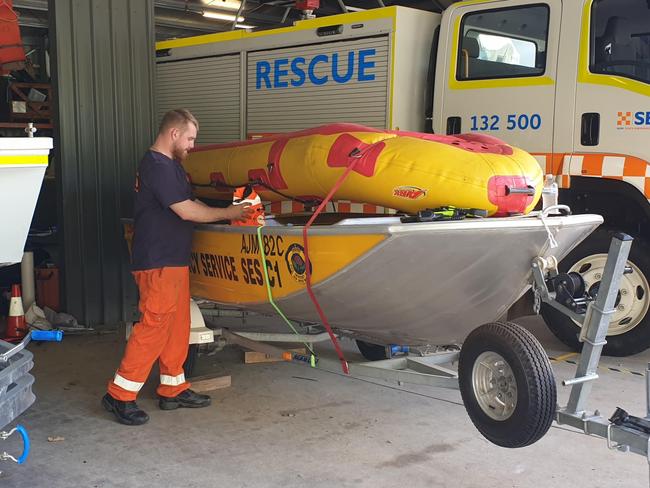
[156,54,241,144]
[247,36,389,135]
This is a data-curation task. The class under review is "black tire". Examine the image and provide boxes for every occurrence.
[183,344,198,378]
[541,228,650,356]
[356,340,388,361]
[458,322,556,448]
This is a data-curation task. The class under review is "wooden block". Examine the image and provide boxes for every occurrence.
[188,374,231,392]
[244,348,306,364]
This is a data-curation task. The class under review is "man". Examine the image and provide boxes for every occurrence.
[103,109,252,426]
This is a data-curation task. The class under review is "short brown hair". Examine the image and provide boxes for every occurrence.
[158,108,199,134]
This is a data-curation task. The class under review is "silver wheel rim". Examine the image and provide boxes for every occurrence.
[569,254,650,336]
[472,351,517,421]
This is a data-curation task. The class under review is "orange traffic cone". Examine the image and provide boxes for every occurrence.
[6,284,27,339]
[232,186,265,227]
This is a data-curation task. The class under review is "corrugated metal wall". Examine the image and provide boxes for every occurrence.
[49,0,156,327]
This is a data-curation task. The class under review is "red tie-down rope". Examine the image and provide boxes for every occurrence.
[301,144,382,375]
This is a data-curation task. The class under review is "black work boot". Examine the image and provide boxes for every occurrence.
[102,394,150,426]
[159,389,211,410]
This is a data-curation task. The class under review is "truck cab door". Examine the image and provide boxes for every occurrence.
[434,0,562,157]
[541,1,650,359]
[570,0,650,194]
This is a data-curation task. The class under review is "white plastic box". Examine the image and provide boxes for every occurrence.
[0,138,53,267]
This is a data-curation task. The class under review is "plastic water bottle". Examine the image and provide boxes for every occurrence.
[542,174,558,210]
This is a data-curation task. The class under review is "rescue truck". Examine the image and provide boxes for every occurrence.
[154,0,650,356]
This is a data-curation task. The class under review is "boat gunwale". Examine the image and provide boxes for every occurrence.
[125,213,604,237]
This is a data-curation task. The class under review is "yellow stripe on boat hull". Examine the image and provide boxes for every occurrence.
[124,223,386,305]
[189,230,386,304]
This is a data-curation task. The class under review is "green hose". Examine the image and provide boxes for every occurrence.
[256,226,316,359]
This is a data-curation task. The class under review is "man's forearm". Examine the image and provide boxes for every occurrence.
[171,199,232,223]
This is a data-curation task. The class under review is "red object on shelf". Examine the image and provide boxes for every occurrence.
[0,0,25,71]
[296,0,319,10]
[36,266,60,312]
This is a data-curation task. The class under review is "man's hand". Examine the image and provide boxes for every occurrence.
[227,203,254,222]
[171,199,254,223]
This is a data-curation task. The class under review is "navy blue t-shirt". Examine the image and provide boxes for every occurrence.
[131,150,194,271]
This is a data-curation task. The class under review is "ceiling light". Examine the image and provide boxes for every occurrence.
[234,23,255,29]
[202,11,245,22]
[201,0,243,10]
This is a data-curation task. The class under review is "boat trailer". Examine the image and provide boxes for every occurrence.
[188,232,649,468]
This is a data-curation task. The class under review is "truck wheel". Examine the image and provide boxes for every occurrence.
[356,340,387,361]
[458,322,556,448]
[541,228,650,356]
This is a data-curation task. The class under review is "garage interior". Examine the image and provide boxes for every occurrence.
[1,0,650,486]
[3,318,648,487]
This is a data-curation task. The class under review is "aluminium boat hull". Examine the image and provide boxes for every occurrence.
[128,213,603,345]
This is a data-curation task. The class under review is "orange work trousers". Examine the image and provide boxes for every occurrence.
[107,266,191,401]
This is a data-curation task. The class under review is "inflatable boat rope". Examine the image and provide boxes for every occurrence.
[193,177,322,209]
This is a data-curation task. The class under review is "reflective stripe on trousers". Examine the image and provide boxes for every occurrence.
[160,373,186,386]
[112,373,144,392]
[107,266,191,401]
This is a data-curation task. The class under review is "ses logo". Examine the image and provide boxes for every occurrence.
[617,111,650,130]
[256,49,376,90]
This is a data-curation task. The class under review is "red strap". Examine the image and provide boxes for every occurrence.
[301,140,388,375]
[302,170,353,375]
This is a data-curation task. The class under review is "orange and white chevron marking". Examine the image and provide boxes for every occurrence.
[532,153,650,199]
[265,200,398,215]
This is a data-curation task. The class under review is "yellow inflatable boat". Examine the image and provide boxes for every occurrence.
[183,123,543,216]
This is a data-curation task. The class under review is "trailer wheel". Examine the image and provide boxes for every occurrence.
[541,228,650,356]
[458,322,556,448]
[356,340,387,361]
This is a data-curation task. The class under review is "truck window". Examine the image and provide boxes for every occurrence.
[457,4,549,81]
[590,0,650,85]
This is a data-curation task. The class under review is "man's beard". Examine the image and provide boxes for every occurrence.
[172,144,188,161]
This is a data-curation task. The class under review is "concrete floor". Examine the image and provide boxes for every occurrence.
[0,315,649,487]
